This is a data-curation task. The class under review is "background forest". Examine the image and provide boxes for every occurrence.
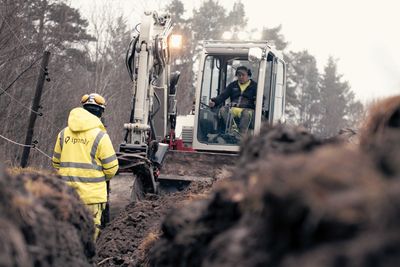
[0,0,363,167]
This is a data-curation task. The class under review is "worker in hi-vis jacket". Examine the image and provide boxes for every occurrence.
[52,93,118,239]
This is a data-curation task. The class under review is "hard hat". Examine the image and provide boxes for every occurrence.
[81,93,106,109]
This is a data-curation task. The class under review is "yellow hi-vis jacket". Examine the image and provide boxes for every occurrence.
[52,107,119,204]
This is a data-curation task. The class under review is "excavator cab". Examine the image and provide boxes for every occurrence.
[158,41,286,184]
[192,41,286,152]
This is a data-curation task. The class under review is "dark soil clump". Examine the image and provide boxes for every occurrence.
[359,95,400,177]
[148,114,400,266]
[0,168,96,267]
[239,124,328,164]
[98,96,400,267]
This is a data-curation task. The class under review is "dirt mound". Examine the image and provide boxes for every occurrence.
[359,95,400,177]
[237,124,335,185]
[0,168,95,267]
[239,124,328,164]
[95,181,213,266]
[148,120,400,266]
[96,96,400,266]
[150,145,400,267]
[359,95,400,143]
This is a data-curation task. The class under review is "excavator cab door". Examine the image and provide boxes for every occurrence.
[270,58,286,125]
[257,53,286,128]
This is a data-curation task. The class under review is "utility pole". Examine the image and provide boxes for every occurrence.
[20,51,51,168]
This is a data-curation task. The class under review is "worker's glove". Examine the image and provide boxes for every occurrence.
[209,99,216,108]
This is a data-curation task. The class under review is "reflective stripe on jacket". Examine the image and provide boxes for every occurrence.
[52,107,118,204]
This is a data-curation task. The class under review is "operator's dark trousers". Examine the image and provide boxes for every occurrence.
[219,106,254,134]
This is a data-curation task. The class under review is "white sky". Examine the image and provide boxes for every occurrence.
[70,0,400,105]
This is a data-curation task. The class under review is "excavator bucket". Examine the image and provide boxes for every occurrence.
[158,150,239,183]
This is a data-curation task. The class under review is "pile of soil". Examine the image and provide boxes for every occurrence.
[359,95,400,177]
[95,124,344,267]
[153,145,400,267]
[0,168,96,267]
[95,181,213,266]
[95,95,400,266]
[146,96,400,267]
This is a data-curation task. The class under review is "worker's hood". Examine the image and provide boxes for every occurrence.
[68,107,106,132]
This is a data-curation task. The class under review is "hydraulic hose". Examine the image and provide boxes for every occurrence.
[126,35,139,81]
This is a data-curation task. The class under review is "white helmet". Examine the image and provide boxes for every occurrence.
[81,93,106,109]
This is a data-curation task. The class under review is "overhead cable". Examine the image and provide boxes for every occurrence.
[0,133,51,159]
[0,55,43,97]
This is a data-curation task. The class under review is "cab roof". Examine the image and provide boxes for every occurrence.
[200,40,283,59]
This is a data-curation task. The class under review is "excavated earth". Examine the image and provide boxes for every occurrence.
[97,95,400,267]
[145,95,400,267]
[95,180,215,266]
[0,168,96,267]
[95,124,338,266]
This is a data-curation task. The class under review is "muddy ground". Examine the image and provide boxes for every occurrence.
[96,176,216,266]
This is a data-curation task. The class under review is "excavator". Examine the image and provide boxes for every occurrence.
[116,11,286,202]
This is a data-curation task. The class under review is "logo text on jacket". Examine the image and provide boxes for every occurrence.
[65,136,90,145]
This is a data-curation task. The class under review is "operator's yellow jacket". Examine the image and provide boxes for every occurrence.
[52,107,119,204]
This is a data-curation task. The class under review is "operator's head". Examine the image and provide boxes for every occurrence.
[81,93,106,118]
[235,66,251,84]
